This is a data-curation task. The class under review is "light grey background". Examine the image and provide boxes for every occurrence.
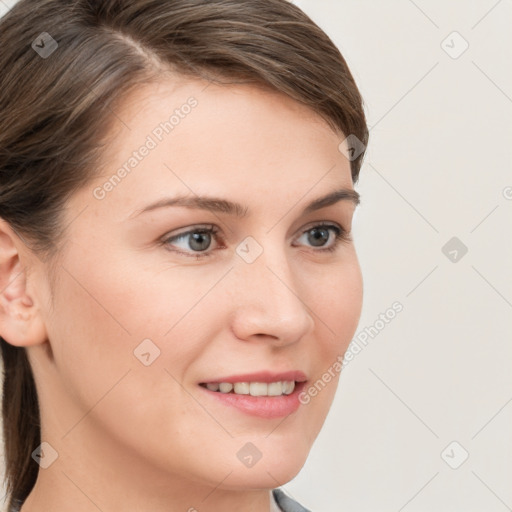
[1,1,511,511]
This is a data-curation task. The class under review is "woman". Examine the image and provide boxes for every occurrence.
[0,1,368,511]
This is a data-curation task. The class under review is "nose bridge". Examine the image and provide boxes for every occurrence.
[229,239,314,343]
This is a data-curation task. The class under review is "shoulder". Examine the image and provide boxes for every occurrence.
[272,488,312,512]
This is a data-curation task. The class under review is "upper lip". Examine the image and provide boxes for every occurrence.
[200,370,307,384]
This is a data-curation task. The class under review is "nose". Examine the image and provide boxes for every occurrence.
[229,245,315,346]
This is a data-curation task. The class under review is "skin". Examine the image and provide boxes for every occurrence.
[0,77,363,512]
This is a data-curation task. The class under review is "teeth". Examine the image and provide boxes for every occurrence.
[249,382,268,396]
[267,382,283,396]
[204,381,296,396]
[233,382,250,394]
[282,381,295,395]
[218,382,233,393]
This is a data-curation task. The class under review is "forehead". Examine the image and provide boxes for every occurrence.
[75,78,353,221]
[104,76,342,159]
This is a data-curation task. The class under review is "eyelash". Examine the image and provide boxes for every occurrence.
[160,223,351,260]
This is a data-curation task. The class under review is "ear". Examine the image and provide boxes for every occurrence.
[0,218,48,347]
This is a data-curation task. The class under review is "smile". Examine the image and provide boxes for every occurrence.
[198,371,308,418]
[199,380,296,396]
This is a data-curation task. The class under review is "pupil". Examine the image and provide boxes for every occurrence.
[308,227,329,247]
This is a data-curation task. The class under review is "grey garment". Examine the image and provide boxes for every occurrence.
[272,488,312,512]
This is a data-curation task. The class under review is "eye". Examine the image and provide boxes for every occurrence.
[161,222,350,259]
[294,223,351,252]
[161,225,221,258]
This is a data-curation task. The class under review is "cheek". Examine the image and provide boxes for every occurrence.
[300,255,362,425]
[46,258,216,463]
[47,251,226,408]
[310,253,363,348]
[334,259,363,345]
[45,270,137,414]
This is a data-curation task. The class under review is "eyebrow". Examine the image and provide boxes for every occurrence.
[129,188,360,219]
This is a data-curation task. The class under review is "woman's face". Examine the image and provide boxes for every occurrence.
[30,78,363,494]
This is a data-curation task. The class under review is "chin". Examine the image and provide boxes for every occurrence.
[220,457,307,490]
[223,440,311,489]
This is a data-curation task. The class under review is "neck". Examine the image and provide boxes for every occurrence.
[19,422,273,512]
[21,468,273,512]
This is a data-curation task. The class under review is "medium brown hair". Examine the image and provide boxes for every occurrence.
[0,0,368,509]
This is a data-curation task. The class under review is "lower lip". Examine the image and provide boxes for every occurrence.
[198,382,307,419]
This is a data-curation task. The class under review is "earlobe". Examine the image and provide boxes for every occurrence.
[0,219,48,348]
